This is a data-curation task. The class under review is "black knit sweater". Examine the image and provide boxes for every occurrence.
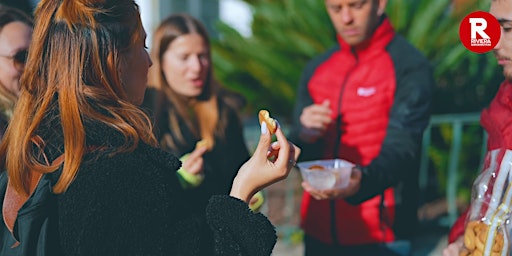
[25,109,276,255]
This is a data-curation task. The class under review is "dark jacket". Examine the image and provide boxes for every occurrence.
[0,115,7,141]
[0,105,276,256]
[289,17,433,245]
[142,88,250,201]
[0,171,62,256]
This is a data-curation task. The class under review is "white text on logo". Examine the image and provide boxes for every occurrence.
[470,18,491,46]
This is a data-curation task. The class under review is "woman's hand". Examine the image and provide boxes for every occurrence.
[182,146,208,176]
[230,122,300,203]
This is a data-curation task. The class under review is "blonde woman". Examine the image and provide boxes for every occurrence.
[0,5,32,139]
[143,14,261,210]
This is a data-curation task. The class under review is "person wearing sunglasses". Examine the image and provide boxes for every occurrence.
[0,5,32,140]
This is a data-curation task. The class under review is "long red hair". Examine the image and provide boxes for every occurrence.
[0,0,156,195]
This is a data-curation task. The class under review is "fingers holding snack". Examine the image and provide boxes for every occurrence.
[259,109,300,166]
[300,100,332,130]
[195,138,214,152]
[186,138,212,173]
[183,145,208,176]
[271,128,295,175]
[298,100,332,143]
[230,110,301,203]
[259,110,278,135]
[253,120,293,181]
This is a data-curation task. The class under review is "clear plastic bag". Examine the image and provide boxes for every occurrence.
[460,149,512,256]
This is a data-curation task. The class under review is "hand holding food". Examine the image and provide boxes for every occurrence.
[176,146,208,188]
[182,144,208,176]
[301,166,362,200]
[230,112,300,203]
[258,110,278,135]
[195,138,214,152]
[299,100,332,143]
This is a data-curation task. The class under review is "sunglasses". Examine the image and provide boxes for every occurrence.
[0,49,28,69]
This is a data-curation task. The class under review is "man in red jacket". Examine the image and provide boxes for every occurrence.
[289,0,434,255]
[443,0,512,255]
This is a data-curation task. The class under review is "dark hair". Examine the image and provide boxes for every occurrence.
[0,4,32,29]
[0,0,33,18]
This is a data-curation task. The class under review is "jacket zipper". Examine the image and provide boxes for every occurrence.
[330,48,359,245]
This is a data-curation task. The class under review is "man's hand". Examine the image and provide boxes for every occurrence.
[302,167,362,200]
[299,100,332,143]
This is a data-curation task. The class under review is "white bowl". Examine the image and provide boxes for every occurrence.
[297,159,354,190]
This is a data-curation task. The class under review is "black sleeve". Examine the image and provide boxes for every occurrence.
[346,54,434,204]
[185,104,251,212]
[57,146,205,256]
[206,195,277,256]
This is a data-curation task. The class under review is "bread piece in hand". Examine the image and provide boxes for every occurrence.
[195,138,214,152]
[258,110,278,134]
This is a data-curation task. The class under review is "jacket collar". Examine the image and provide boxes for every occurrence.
[336,15,396,59]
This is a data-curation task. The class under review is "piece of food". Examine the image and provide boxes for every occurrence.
[258,110,277,134]
[462,220,505,255]
[308,165,326,171]
[195,138,214,152]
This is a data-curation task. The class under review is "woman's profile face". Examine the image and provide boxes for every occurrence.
[120,28,153,106]
[161,33,210,98]
[0,21,32,95]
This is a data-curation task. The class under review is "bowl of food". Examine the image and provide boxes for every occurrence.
[297,159,354,190]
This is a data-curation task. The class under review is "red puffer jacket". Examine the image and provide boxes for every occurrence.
[290,17,433,245]
[449,81,512,243]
